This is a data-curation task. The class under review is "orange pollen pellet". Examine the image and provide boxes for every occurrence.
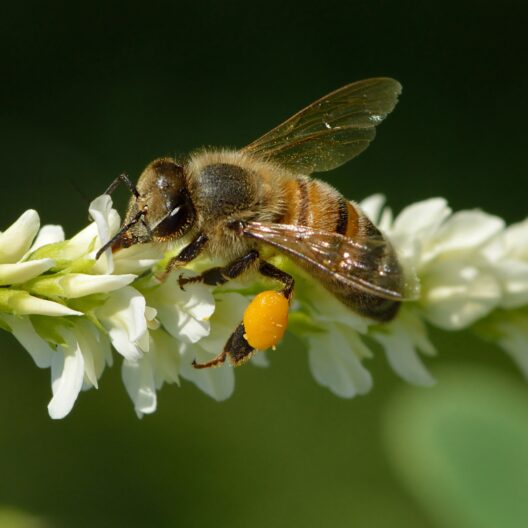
[243,290,289,350]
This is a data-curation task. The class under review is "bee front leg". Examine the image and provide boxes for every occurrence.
[192,259,295,369]
[157,233,209,281]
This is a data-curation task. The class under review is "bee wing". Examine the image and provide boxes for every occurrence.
[242,78,401,174]
[242,222,416,301]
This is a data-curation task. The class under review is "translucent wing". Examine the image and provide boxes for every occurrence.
[243,78,401,174]
[242,222,416,301]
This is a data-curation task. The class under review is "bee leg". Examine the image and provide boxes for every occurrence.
[192,349,227,369]
[157,233,209,281]
[179,250,259,289]
[258,261,295,301]
[192,258,294,370]
[193,322,255,369]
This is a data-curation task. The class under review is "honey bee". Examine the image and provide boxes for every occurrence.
[98,78,406,368]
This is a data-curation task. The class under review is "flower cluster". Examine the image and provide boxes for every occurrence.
[285,194,528,397]
[0,194,527,418]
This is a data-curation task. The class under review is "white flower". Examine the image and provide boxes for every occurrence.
[48,319,112,419]
[482,218,528,309]
[286,265,375,397]
[371,306,436,387]
[381,199,504,329]
[2,190,528,418]
[307,322,373,398]
[0,210,81,317]
[0,210,41,264]
[2,314,54,368]
[364,197,504,385]
[288,194,518,396]
[116,269,218,415]
[96,286,148,361]
[121,328,181,418]
[0,201,146,418]
[179,292,248,401]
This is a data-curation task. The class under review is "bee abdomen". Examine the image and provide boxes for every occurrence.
[280,177,362,236]
[280,177,401,322]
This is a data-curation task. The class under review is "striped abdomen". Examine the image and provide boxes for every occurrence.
[278,176,401,321]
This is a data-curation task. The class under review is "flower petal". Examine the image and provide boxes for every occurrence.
[359,194,386,224]
[65,223,99,260]
[150,329,181,387]
[113,243,164,275]
[307,325,372,398]
[122,356,157,418]
[30,224,65,252]
[161,307,211,343]
[0,258,55,286]
[177,280,216,321]
[179,342,235,400]
[0,210,40,264]
[48,331,85,419]
[498,218,528,260]
[89,195,119,274]
[422,262,500,330]
[9,292,82,316]
[97,286,147,342]
[198,293,248,354]
[150,273,215,344]
[494,260,528,309]
[373,323,435,387]
[59,273,136,298]
[424,210,504,262]
[73,319,109,389]
[96,287,147,360]
[1,314,54,368]
[392,198,451,241]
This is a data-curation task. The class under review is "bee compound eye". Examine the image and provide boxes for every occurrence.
[153,202,193,238]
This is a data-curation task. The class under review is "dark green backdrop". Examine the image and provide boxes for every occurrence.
[1,2,527,527]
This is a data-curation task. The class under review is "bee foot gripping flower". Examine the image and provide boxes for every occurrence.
[1,193,528,417]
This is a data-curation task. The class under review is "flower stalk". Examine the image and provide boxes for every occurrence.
[1,194,527,418]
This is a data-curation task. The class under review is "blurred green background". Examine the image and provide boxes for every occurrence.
[1,2,528,527]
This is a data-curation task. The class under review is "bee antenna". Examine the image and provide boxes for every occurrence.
[103,173,140,198]
[67,177,91,205]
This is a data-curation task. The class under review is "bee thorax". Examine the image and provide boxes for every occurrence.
[193,163,256,216]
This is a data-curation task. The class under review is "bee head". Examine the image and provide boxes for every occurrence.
[114,158,196,249]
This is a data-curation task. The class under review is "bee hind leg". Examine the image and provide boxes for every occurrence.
[192,323,255,369]
[258,261,295,301]
[191,259,294,370]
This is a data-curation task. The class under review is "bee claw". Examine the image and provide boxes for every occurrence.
[192,351,227,369]
[178,275,203,290]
